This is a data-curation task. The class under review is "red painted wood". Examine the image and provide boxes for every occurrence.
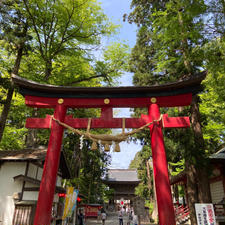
[162,114,190,128]
[26,115,52,129]
[141,114,190,128]
[147,104,176,225]
[26,115,146,129]
[26,114,190,129]
[101,107,113,120]
[25,93,192,108]
[33,105,67,225]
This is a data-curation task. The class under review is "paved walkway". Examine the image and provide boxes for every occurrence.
[85,211,128,225]
[85,211,155,225]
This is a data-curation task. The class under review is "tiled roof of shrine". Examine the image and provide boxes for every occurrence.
[210,147,225,160]
[103,169,140,184]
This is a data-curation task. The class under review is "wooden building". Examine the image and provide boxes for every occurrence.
[103,169,140,209]
[170,147,225,224]
[209,148,225,204]
[0,147,71,225]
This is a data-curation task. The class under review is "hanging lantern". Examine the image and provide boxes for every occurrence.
[58,193,66,198]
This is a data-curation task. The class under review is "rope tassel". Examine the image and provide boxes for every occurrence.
[91,141,98,151]
[104,143,110,152]
[114,142,120,152]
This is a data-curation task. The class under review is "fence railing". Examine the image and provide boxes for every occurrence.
[174,205,190,224]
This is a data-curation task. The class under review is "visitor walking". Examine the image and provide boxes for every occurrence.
[101,210,106,225]
[127,210,133,225]
[118,209,123,225]
[77,209,84,225]
[132,214,138,225]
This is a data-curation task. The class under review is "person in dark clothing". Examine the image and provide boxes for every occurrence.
[77,209,84,225]
[118,209,123,225]
[56,218,62,225]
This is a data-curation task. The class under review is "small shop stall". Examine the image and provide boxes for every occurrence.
[78,204,102,218]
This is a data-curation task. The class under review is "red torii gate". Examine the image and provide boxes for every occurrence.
[12,72,206,225]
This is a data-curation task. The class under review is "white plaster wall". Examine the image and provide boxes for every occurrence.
[37,166,43,180]
[23,189,59,203]
[0,162,25,197]
[0,162,25,225]
[56,176,62,187]
[27,163,38,178]
[23,164,62,203]
[0,196,15,225]
[23,191,39,201]
[37,167,43,180]
[22,191,60,202]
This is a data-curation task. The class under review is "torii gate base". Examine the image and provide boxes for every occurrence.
[12,73,206,225]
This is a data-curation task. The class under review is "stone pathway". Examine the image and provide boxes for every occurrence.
[85,211,155,225]
[85,211,128,225]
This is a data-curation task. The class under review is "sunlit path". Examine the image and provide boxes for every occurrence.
[85,211,155,225]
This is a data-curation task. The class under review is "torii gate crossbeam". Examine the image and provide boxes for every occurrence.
[12,72,206,225]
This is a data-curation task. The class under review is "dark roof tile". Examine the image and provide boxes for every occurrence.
[105,169,139,182]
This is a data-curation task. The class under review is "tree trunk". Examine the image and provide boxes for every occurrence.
[0,24,27,143]
[197,167,212,203]
[178,7,211,219]
[190,95,212,203]
[0,44,25,142]
[185,160,198,225]
[26,108,38,148]
[44,59,52,80]
[0,87,14,141]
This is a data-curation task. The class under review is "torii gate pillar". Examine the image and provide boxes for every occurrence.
[148,103,176,225]
[33,105,67,225]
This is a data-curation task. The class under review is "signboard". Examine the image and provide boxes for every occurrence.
[62,187,79,220]
[133,197,145,215]
[85,205,100,217]
[195,203,216,225]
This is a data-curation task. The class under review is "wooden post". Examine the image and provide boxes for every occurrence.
[148,103,176,225]
[33,104,67,225]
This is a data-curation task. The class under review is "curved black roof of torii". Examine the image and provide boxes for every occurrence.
[12,71,206,98]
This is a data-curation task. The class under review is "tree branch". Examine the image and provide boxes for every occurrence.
[65,73,112,86]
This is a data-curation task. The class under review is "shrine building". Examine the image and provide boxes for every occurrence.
[103,169,140,209]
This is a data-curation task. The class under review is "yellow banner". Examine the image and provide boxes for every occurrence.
[62,187,77,220]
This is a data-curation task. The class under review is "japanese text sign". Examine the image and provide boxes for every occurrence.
[195,203,216,225]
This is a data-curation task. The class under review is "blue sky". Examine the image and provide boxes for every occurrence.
[100,0,137,49]
[98,0,142,169]
[98,0,137,86]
